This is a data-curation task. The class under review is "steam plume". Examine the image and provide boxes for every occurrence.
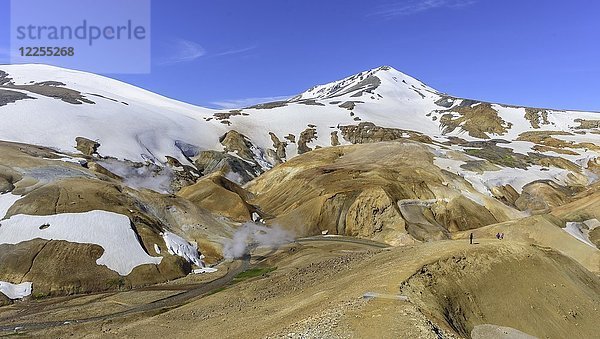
[223,222,294,259]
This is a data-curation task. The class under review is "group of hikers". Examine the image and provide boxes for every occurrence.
[468,232,505,244]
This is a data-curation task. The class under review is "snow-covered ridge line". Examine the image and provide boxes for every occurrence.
[0,64,224,165]
[0,63,598,188]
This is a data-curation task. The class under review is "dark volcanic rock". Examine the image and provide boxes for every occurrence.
[6,83,95,105]
[339,101,357,110]
[0,89,35,107]
[0,70,11,86]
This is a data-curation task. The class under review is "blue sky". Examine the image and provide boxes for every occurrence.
[1,0,600,111]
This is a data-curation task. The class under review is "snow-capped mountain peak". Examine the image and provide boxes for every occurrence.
[0,63,598,198]
[290,65,439,102]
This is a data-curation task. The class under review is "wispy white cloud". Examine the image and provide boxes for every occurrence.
[372,0,477,17]
[211,95,292,109]
[159,39,206,65]
[213,46,257,58]
[158,39,256,66]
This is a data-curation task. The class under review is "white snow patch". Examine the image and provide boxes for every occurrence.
[0,193,22,219]
[462,191,486,206]
[162,231,204,267]
[576,155,598,169]
[0,281,32,300]
[250,145,273,171]
[153,243,161,254]
[0,211,162,275]
[192,267,218,274]
[564,222,598,248]
[225,171,244,185]
[48,153,87,165]
[433,153,584,195]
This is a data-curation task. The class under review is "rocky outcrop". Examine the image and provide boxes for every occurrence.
[330,131,340,146]
[247,101,288,109]
[462,141,584,176]
[524,108,550,129]
[0,177,14,194]
[438,102,512,139]
[517,131,600,152]
[2,71,87,107]
[2,80,95,105]
[212,110,248,121]
[339,101,357,110]
[297,127,317,154]
[164,156,201,191]
[434,96,454,108]
[194,150,261,184]
[490,184,520,207]
[339,122,433,145]
[75,137,100,156]
[269,132,287,161]
[177,173,255,222]
[574,119,600,129]
[206,130,271,182]
[0,89,34,107]
[345,188,415,245]
[515,181,570,212]
[284,134,296,144]
[340,122,405,144]
[86,161,122,180]
[220,130,256,162]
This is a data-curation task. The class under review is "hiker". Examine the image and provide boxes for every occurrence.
[500,233,505,240]
[496,233,501,240]
[470,232,474,244]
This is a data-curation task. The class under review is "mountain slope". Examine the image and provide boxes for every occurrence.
[1,64,598,193]
[0,64,598,301]
[0,65,222,165]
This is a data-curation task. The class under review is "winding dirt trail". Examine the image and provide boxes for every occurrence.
[0,236,391,335]
[0,257,249,333]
